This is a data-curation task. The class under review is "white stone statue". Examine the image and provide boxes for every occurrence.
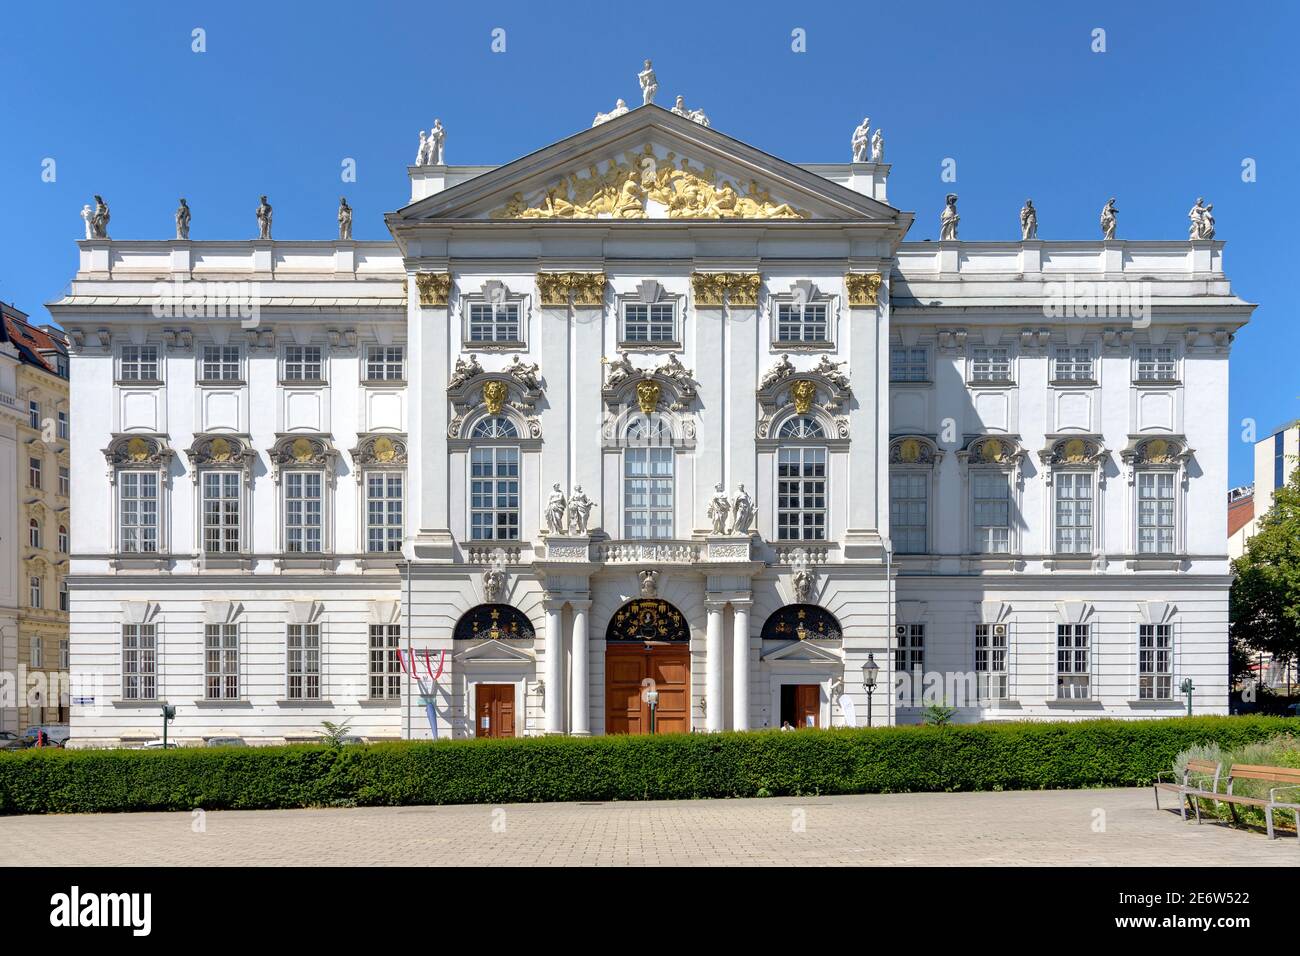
[90,195,110,239]
[508,354,541,391]
[1188,197,1214,240]
[448,354,483,389]
[707,482,731,535]
[657,353,697,391]
[760,354,795,390]
[602,351,637,388]
[1020,199,1037,240]
[638,59,658,105]
[870,127,884,163]
[567,486,595,535]
[1100,197,1118,240]
[671,95,709,127]
[940,193,959,241]
[730,485,754,534]
[593,99,630,127]
[639,569,659,597]
[545,483,568,534]
[428,119,446,165]
[175,198,191,240]
[80,204,93,239]
[256,195,272,240]
[851,117,871,163]
[482,566,507,604]
[813,355,850,390]
[337,197,352,240]
[792,568,815,604]
[416,130,427,165]
[1199,203,1215,240]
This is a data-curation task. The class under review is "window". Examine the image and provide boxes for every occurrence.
[1053,348,1093,382]
[622,302,675,344]
[28,400,40,429]
[776,302,829,343]
[469,416,518,439]
[366,473,404,553]
[122,624,157,700]
[468,302,522,344]
[284,472,323,553]
[365,346,405,381]
[896,624,925,704]
[971,347,1011,383]
[57,410,69,439]
[973,472,1011,553]
[119,471,159,553]
[28,457,42,489]
[286,624,321,700]
[1276,431,1286,490]
[777,416,825,439]
[470,447,520,540]
[1056,624,1090,699]
[202,471,242,554]
[1054,473,1094,554]
[205,624,239,700]
[1136,346,1177,382]
[777,447,827,540]
[120,345,160,382]
[890,346,928,382]
[201,345,241,382]
[31,635,43,668]
[1137,471,1175,554]
[56,354,68,378]
[369,624,401,699]
[58,525,69,553]
[28,516,41,549]
[58,465,69,497]
[1139,624,1173,700]
[975,624,1008,700]
[59,639,69,669]
[623,417,673,539]
[890,472,928,554]
[29,575,42,608]
[58,577,69,612]
[283,345,324,382]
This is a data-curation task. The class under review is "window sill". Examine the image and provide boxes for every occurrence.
[111,699,169,709]
[889,379,932,387]
[462,342,525,352]
[275,699,335,707]
[279,380,329,388]
[966,380,1016,388]
[197,380,246,387]
[1049,379,1097,387]
[771,340,835,350]
[191,699,254,708]
[1126,557,1184,571]
[114,380,164,388]
[976,698,1022,709]
[1126,698,1181,707]
[617,341,682,351]
[1044,697,1105,708]
[1131,379,1181,387]
[361,379,408,387]
[357,697,401,708]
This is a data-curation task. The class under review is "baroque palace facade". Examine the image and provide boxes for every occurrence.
[53,102,1251,746]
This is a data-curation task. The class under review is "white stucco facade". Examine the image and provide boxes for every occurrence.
[53,107,1253,746]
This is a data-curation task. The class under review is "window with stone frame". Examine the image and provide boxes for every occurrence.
[283,471,324,553]
[972,471,1011,553]
[205,623,239,700]
[1056,624,1091,699]
[470,439,520,541]
[777,446,827,540]
[369,624,402,699]
[623,416,674,539]
[1053,471,1094,554]
[775,301,830,344]
[890,472,928,554]
[621,302,677,344]
[468,302,522,344]
[970,346,1012,383]
[365,472,404,553]
[286,624,321,700]
[1136,470,1176,554]
[1138,624,1174,700]
[1052,347,1094,382]
[119,344,161,382]
[118,470,159,553]
[282,344,324,382]
[890,346,929,382]
[1135,346,1177,382]
[975,624,1008,700]
[122,623,157,700]
[200,345,241,382]
[895,623,925,704]
[365,345,405,382]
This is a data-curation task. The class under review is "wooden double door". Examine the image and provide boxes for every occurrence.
[605,643,690,735]
[475,684,516,738]
[780,684,821,729]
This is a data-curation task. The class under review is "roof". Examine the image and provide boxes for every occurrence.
[1228,494,1255,537]
[0,306,68,377]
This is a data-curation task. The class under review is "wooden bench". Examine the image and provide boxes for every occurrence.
[1153,759,1221,821]
[1189,763,1300,842]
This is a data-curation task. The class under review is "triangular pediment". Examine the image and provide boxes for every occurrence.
[761,639,844,664]
[394,105,899,224]
[454,640,536,664]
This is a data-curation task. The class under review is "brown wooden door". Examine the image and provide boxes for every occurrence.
[475,684,515,738]
[794,685,820,728]
[605,644,690,735]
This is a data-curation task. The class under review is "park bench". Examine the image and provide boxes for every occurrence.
[1188,763,1300,843]
[1153,759,1220,821]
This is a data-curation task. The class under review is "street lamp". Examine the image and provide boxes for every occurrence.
[644,687,660,734]
[1179,678,1195,717]
[862,654,879,728]
[160,704,176,749]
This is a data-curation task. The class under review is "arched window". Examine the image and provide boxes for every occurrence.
[623,417,673,539]
[470,418,520,540]
[453,604,536,641]
[777,418,827,540]
[605,599,690,643]
[778,415,826,439]
[58,525,69,554]
[760,604,843,641]
[470,416,519,439]
[28,517,41,549]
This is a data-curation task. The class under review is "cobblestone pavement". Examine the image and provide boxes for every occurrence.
[1,787,1295,866]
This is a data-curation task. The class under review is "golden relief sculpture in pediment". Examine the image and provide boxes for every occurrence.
[490,146,809,221]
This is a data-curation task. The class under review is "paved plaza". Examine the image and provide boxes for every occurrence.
[0,787,1294,866]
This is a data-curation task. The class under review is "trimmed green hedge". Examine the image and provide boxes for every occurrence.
[1,716,1296,815]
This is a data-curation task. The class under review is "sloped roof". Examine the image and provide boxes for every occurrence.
[0,306,67,377]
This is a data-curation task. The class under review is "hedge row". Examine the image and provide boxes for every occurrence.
[1,716,1296,815]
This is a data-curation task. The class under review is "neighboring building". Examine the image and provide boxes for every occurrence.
[1230,421,1298,558]
[0,302,70,732]
[53,103,1253,747]
[1226,484,1254,560]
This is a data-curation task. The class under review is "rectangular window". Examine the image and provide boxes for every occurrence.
[889,472,928,554]
[201,345,241,381]
[973,472,1011,553]
[1274,431,1285,491]
[28,457,42,489]
[365,346,405,381]
[58,525,69,553]
[59,578,69,612]
[895,624,925,704]
[366,472,404,553]
[59,639,69,669]
[777,447,827,540]
[971,347,1011,383]
[623,447,674,539]
[1054,472,1094,554]
[29,518,41,548]
[205,623,240,700]
[58,465,69,497]
[1137,471,1175,554]
[202,471,242,554]
[369,624,402,699]
[622,303,676,344]
[776,302,829,343]
[1053,347,1094,382]
[122,624,157,700]
[1056,624,1090,699]
[1136,346,1177,382]
[286,624,321,700]
[1138,624,1173,700]
[119,471,159,553]
[57,410,69,439]
[31,635,44,668]
[890,346,928,382]
[29,576,42,608]
[120,345,160,382]
[975,624,1008,700]
[470,447,520,540]
[468,302,522,344]
[283,345,324,382]
[284,472,323,553]
[28,400,40,429]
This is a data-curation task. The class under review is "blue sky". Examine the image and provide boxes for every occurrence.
[1,0,1295,486]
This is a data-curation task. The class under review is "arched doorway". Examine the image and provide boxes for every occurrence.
[604,598,691,735]
[453,604,535,739]
[761,604,843,729]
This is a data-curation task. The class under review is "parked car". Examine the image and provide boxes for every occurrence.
[0,731,24,750]
[141,740,179,749]
[21,725,70,747]
[204,736,248,747]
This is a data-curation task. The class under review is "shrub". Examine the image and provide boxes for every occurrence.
[0,716,1295,816]
[1172,734,1300,832]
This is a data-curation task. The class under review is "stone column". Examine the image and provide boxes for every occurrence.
[544,600,565,734]
[570,599,591,736]
[705,600,726,732]
[731,600,752,731]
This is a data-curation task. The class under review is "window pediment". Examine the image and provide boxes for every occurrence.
[104,433,173,469]
[350,433,409,471]
[890,435,943,466]
[601,353,699,413]
[447,366,542,440]
[186,434,256,471]
[958,435,1025,467]
[268,434,338,478]
[756,357,851,440]
[1038,435,1108,468]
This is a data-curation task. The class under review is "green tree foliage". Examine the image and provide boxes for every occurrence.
[1231,466,1300,673]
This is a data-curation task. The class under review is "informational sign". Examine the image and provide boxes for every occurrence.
[72,696,95,706]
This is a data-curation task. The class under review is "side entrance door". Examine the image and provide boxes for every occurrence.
[780,683,821,728]
[475,683,515,738]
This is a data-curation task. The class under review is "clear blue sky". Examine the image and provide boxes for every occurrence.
[1,0,1295,486]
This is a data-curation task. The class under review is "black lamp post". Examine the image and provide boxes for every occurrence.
[161,704,176,749]
[862,653,879,727]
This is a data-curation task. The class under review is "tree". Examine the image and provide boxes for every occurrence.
[1230,465,1300,681]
